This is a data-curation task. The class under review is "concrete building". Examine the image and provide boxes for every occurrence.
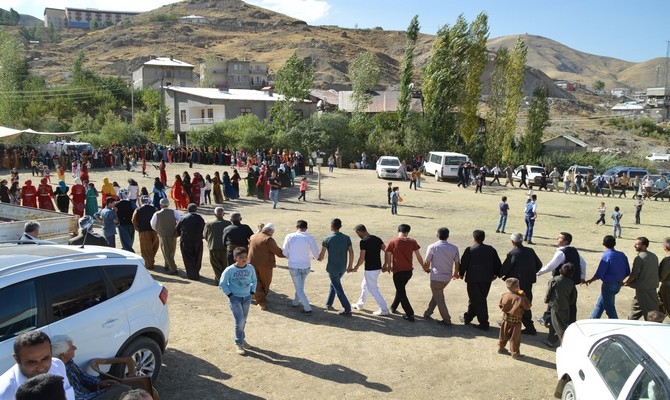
[179,15,208,24]
[542,134,588,153]
[44,7,139,29]
[43,8,66,29]
[132,57,195,90]
[199,58,268,89]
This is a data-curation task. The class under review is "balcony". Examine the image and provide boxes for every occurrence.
[189,118,225,125]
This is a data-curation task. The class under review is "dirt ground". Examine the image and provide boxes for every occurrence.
[82,163,669,400]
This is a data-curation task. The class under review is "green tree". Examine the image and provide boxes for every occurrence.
[460,12,489,146]
[519,86,549,161]
[397,15,420,129]
[348,51,381,113]
[501,36,527,161]
[271,53,313,131]
[0,30,28,126]
[592,80,605,91]
[485,47,509,164]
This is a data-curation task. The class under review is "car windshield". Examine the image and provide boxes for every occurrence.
[380,159,400,166]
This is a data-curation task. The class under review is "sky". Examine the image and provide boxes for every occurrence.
[4,0,670,62]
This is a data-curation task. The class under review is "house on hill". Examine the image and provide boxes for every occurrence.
[542,134,588,153]
[132,57,195,90]
[44,7,139,29]
[180,15,208,24]
[200,58,269,90]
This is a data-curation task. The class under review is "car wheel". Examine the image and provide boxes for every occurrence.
[113,337,162,382]
[561,381,576,400]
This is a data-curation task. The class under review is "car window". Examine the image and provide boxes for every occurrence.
[45,267,108,321]
[591,340,639,398]
[445,157,466,165]
[429,154,442,164]
[103,265,137,295]
[530,167,544,173]
[0,280,39,342]
[629,368,662,400]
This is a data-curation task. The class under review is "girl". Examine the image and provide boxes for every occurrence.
[204,174,212,204]
[298,177,307,201]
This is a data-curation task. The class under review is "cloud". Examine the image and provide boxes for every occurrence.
[246,0,331,23]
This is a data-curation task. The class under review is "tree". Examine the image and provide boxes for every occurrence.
[348,51,381,113]
[501,36,528,161]
[0,30,28,126]
[484,47,509,164]
[397,15,420,129]
[271,53,313,131]
[592,80,605,91]
[519,86,549,161]
[460,12,489,145]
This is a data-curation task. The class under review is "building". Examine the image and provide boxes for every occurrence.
[132,57,195,90]
[44,7,140,29]
[164,86,315,144]
[542,134,588,153]
[179,15,208,24]
[43,8,66,29]
[337,90,423,113]
[199,58,269,89]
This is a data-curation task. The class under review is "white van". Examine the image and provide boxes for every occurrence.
[424,151,470,181]
[38,141,94,155]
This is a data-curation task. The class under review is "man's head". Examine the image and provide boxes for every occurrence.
[560,262,575,278]
[353,224,367,238]
[511,233,524,245]
[262,223,275,235]
[214,207,225,218]
[647,310,665,323]
[13,331,53,379]
[296,220,308,231]
[187,203,198,213]
[330,218,342,231]
[106,197,116,207]
[15,373,66,400]
[230,212,242,223]
[437,227,449,241]
[473,230,485,243]
[531,194,537,201]
[505,277,520,292]
[119,389,153,400]
[24,221,40,237]
[664,237,670,253]
[634,237,649,253]
[159,198,170,208]
[557,232,573,246]
[603,235,616,249]
[50,335,75,364]
[397,224,411,234]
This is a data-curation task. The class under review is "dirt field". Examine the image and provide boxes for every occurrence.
[84,163,669,400]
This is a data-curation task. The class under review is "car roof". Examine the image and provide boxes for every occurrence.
[427,151,468,157]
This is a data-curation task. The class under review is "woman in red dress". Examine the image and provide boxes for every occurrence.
[70,177,86,217]
[170,174,189,210]
[159,160,167,186]
[37,177,56,211]
[21,180,38,208]
[79,162,89,187]
[190,173,201,205]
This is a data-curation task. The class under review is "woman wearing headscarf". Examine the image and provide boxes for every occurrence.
[182,171,192,201]
[101,177,116,205]
[190,172,202,206]
[159,160,167,186]
[70,177,86,217]
[170,174,189,210]
[222,171,239,200]
[79,162,89,187]
[212,171,224,203]
[246,169,257,197]
[37,177,56,211]
[54,180,70,213]
[85,182,99,216]
[9,181,21,205]
[152,177,166,209]
[231,169,241,197]
[0,179,9,203]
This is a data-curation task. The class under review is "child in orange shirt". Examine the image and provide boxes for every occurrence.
[297,177,307,201]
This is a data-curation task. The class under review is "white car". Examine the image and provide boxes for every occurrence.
[555,319,670,400]
[514,165,546,183]
[645,153,670,162]
[376,156,403,179]
[0,243,170,381]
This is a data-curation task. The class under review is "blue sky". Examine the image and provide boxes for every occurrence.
[6,0,669,62]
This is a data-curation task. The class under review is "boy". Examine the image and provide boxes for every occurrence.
[544,263,577,347]
[595,202,606,225]
[219,247,257,355]
[497,278,531,359]
[496,196,509,234]
[634,195,643,224]
[611,206,623,238]
[475,172,484,193]
[390,187,400,215]
[298,177,307,201]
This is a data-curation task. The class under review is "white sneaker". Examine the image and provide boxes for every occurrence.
[235,344,246,355]
[373,309,390,316]
[351,303,362,311]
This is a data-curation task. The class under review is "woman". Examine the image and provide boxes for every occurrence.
[190,172,202,205]
[182,171,192,201]
[85,183,99,216]
[101,177,116,205]
[0,179,9,203]
[79,162,89,187]
[152,178,166,209]
[55,165,65,182]
[37,178,56,210]
[246,170,257,197]
[54,180,70,213]
[10,168,19,184]
[70,177,86,217]
[231,169,241,197]
[9,181,21,206]
[127,178,139,210]
[204,174,212,204]
[212,171,224,203]
[159,160,167,186]
[170,174,189,210]
[222,171,239,200]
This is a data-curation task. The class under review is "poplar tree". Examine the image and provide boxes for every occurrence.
[520,85,549,160]
[501,36,527,161]
[397,15,420,129]
[0,30,28,126]
[271,52,313,131]
[349,51,381,113]
[459,12,489,144]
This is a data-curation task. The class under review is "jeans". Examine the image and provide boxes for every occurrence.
[354,269,388,311]
[497,215,507,232]
[326,272,351,312]
[289,268,311,311]
[590,281,622,319]
[391,202,398,215]
[117,224,135,252]
[105,235,116,248]
[391,270,414,316]
[228,295,251,344]
[612,224,622,238]
[635,207,641,224]
[270,189,279,208]
[524,216,535,241]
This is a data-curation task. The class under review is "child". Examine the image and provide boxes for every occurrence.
[611,206,622,238]
[390,186,400,215]
[595,202,606,225]
[387,182,393,205]
[204,174,212,204]
[475,172,483,193]
[219,247,257,355]
[141,158,147,177]
[298,177,307,201]
[634,195,643,224]
[497,278,531,360]
[544,263,577,347]
[496,196,509,234]
[43,166,51,183]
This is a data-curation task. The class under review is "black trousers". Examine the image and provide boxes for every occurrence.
[520,283,535,332]
[391,270,414,316]
[464,281,491,327]
[180,240,203,280]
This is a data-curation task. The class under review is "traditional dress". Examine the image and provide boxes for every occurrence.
[21,180,38,208]
[101,178,117,204]
[159,161,167,186]
[79,164,89,187]
[54,180,70,213]
[85,186,99,216]
[190,175,201,205]
[246,171,257,197]
[71,179,86,217]
[498,290,532,359]
[223,172,239,200]
[37,178,55,211]
[170,178,189,210]
[212,173,224,203]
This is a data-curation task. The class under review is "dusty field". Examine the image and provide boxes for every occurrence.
[81,163,669,400]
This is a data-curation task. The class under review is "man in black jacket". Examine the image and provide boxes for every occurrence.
[500,233,543,335]
[459,230,502,330]
[176,203,206,281]
[222,212,255,265]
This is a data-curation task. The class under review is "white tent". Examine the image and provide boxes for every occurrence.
[0,126,80,141]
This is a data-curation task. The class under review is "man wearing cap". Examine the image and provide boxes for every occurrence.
[248,222,285,310]
[68,216,108,246]
[204,207,231,283]
[176,203,206,281]
[150,198,182,275]
[115,188,135,252]
[132,195,159,269]
[222,212,254,266]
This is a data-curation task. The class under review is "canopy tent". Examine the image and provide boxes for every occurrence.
[0,126,80,141]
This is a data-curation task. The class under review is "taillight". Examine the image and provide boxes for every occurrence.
[159,286,168,305]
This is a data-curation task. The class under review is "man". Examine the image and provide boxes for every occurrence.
[150,197,181,276]
[456,163,467,188]
[16,374,67,400]
[176,203,206,281]
[94,197,118,248]
[659,237,670,319]
[19,221,40,242]
[68,216,109,247]
[51,335,130,400]
[548,167,561,192]
[385,224,423,322]
[282,220,320,314]
[421,227,460,326]
[624,237,660,320]
[318,218,354,316]
[586,235,630,319]
[0,331,74,400]
[203,207,231,283]
[536,232,587,325]
[490,164,501,186]
[248,222,285,310]
[459,230,502,330]
[524,194,537,245]
[351,224,389,315]
[500,233,543,335]
[222,212,254,266]
[268,171,281,209]
[517,165,528,188]
[503,164,515,187]
[115,189,135,253]
[131,195,159,269]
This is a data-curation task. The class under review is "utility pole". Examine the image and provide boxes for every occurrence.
[665,40,670,88]
[160,75,165,145]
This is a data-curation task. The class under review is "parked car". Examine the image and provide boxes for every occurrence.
[423,151,470,181]
[554,319,670,400]
[513,165,545,183]
[645,153,670,162]
[563,165,597,181]
[641,174,669,199]
[376,156,403,179]
[0,243,170,381]
[602,166,649,184]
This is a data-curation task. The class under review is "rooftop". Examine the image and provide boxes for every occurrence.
[143,57,194,68]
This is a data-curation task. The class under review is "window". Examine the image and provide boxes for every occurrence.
[240,108,252,116]
[46,268,108,321]
[591,339,639,398]
[104,265,137,295]
[429,154,442,164]
[630,369,662,400]
[0,281,38,341]
[180,110,186,124]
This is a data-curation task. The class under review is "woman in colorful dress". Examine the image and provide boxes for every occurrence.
[159,160,167,186]
[53,180,70,213]
[190,172,202,205]
[70,177,86,217]
[152,178,166,209]
[231,169,241,197]
[170,174,189,210]
[85,183,99,216]
[9,181,21,206]
[222,171,239,200]
[101,178,116,205]
[212,171,224,203]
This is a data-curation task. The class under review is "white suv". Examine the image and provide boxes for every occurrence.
[0,243,170,381]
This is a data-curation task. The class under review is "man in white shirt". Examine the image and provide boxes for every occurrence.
[0,331,75,400]
[282,220,320,314]
[19,221,40,242]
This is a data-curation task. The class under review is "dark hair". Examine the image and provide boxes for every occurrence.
[354,224,367,233]
[614,206,620,212]
[560,262,575,278]
[637,237,649,247]
[296,220,308,229]
[473,230,485,243]
[233,247,248,258]
[603,235,616,249]
[14,331,51,357]
[437,227,449,240]
[560,232,572,245]
[16,374,66,400]
[531,194,537,201]
[501,196,507,202]
[331,218,342,229]
[187,203,198,213]
[106,197,116,205]
[397,224,411,233]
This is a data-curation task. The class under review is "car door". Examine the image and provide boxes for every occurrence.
[40,265,130,367]
[586,338,641,400]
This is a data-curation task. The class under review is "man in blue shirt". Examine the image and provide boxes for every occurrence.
[318,218,354,316]
[94,197,118,248]
[586,235,630,319]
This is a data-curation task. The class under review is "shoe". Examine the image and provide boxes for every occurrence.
[373,309,390,316]
[391,308,400,314]
[423,314,434,321]
[459,314,472,325]
[302,309,312,315]
[512,354,526,360]
[497,348,510,355]
[527,241,535,245]
[242,341,252,349]
[324,305,336,311]
[495,230,500,233]
[521,329,537,336]
[536,317,549,327]
[259,304,267,311]
[351,303,361,311]
[543,339,557,348]
[167,270,178,276]
[163,266,169,272]
[235,344,246,355]
[473,324,489,331]
[339,311,353,317]
[500,231,506,234]
[439,320,452,327]
[402,315,415,322]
